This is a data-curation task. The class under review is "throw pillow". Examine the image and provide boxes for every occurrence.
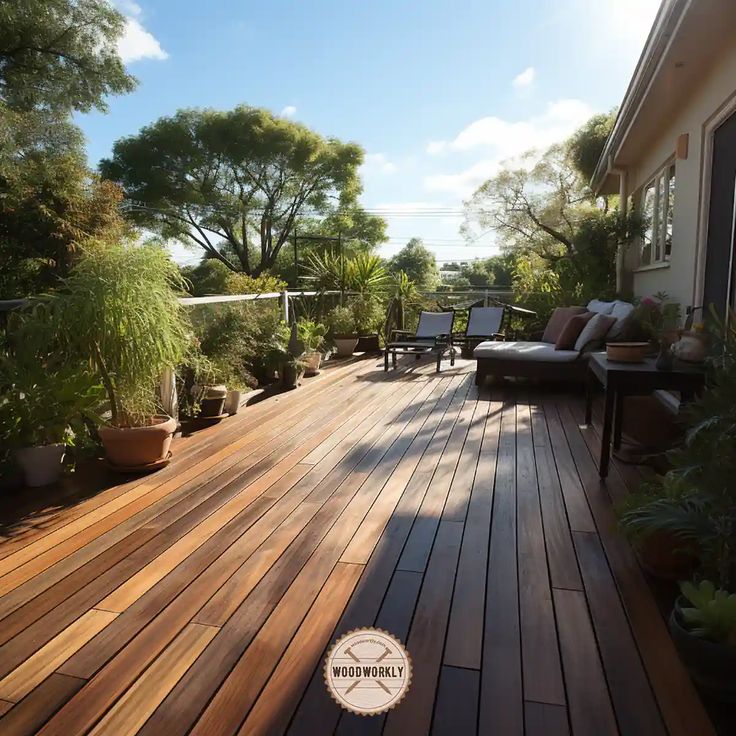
[574,313,617,352]
[555,311,595,350]
[541,306,587,344]
[607,300,635,340]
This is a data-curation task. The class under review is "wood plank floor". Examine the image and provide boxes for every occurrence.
[0,356,715,736]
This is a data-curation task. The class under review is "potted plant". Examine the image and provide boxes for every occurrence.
[269,323,306,389]
[352,295,385,353]
[23,243,192,471]
[326,305,358,358]
[0,358,103,487]
[297,319,327,376]
[669,580,736,702]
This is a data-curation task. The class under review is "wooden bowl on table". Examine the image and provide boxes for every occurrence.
[606,341,650,363]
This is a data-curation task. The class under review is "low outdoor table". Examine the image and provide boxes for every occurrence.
[384,340,454,372]
[585,352,706,478]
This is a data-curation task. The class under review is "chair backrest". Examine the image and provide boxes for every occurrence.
[466,306,504,337]
[415,310,454,338]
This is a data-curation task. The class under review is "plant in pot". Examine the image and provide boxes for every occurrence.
[326,305,358,358]
[352,295,385,353]
[669,580,736,702]
[346,254,389,352]
[24,243,192,472]
[0,357,103,487]
[620,311,736,582]
[268,323,306,390]
[297,319,327,376]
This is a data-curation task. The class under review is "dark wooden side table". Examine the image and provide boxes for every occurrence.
[585,352,706,478]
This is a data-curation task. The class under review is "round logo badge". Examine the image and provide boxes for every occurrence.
[324,628,412,715]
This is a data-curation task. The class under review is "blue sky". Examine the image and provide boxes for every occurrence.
[79,0,662,265]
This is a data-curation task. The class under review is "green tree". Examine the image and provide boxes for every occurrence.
[388,238,440,290]
[568,110,616,183]
[462,126,643,299]
[101,106,366,276]
[0,0,136,112]
[0,105,129,297]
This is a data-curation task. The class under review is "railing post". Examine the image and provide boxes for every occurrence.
[281,290,290,323]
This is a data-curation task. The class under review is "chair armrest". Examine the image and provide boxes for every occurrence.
[390,329,414,341]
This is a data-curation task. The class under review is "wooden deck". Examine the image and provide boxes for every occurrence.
[0,356,715,736]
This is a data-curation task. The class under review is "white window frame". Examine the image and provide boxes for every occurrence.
[638,161,675,267]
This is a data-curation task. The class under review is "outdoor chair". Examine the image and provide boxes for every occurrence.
[385,310,456,373]
[452,305,506,357]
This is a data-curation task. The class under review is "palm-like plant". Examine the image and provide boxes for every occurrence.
[345,253,389,294]
[384,270,420,340]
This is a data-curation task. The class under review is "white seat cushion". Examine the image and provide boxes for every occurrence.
[586,299,616,315]
[473,341,580,363]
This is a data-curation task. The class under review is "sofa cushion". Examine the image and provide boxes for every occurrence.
[541,306,587,344]
[607,300,635,339]
[474,341,580,363]
[574,313,617,352]
[555,311,595,350]
[586,299,616,315]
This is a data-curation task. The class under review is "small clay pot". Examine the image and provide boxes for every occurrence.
[303,351,322,376]
[99,415,176,469]
[224,389,242,415]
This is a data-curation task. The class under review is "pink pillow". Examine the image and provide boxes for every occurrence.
[555,311,595,350]
[542,307,587,344]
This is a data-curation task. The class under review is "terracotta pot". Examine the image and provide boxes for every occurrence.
[333,336,358,358]
[606,342,650,363]
[224,389,242,415]
[99,415,176,469]
[15,444,66,487]
[303,351,322,376]
[669,599,736,702]
[636,530,699,580]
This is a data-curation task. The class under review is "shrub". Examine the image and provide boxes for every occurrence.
[326,305,356,337]
[17,242,192,426]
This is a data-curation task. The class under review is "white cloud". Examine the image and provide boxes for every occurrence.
[429,98,593,156]
[280,105,297,118]
[113,1,168,63]
[512,66,536,89]
[363,153,397,175]
[423,98,594,197]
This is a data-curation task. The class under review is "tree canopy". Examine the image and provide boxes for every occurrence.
[567,110,616,183]
[387,238,440,290]
[0,0,136,113]
[101,106,370,276]
[462,116,642,301]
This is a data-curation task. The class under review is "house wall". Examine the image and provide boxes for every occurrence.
[622,35,736,313]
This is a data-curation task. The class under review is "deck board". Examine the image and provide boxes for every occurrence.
[0,356,715,736]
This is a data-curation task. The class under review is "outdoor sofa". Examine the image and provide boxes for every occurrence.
[474,299,635,385]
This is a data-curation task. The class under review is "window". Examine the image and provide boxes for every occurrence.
[640,162,675,266]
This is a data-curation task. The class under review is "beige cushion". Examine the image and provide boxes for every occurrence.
[555,311,594,350]
[541,306,587,343]
[474,341,580,363]
[574,313,617,352]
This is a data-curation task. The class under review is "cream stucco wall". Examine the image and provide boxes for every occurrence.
[622,35,736,313]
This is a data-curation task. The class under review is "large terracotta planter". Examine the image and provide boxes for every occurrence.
[99,415,176,470]
[15,444,66,487]
[636,530,698,580]
[333,336,358,358]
